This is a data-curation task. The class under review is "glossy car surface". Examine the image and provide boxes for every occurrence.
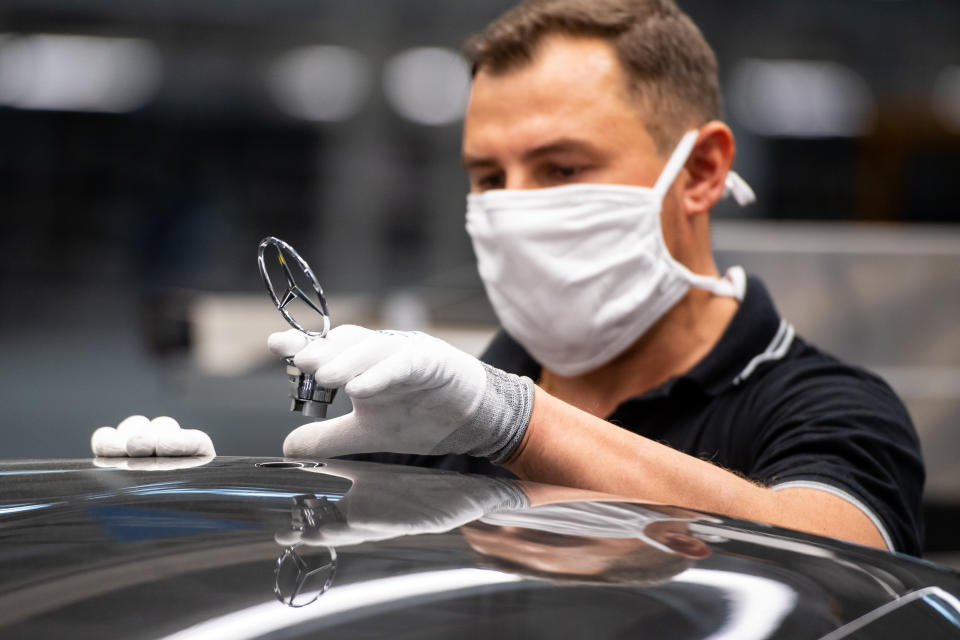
[1,456,959,639]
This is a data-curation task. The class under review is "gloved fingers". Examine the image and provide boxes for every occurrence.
[343,350,417,399]
[91,426,128,457]
[283,413,375,459]
[268,328,311,358]
[327,324,378,342]
[312,334,407,389]
[116,414,151,436]
[91,415,215,459]
[293,324,376,373]
[150,416,181,433]
[156,429,216,457]
[125,416,181,457]
[126,432,158,457]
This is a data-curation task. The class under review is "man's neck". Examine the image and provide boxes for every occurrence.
[538,288,739,418]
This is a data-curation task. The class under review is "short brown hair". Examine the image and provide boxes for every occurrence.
[464,0,721,153]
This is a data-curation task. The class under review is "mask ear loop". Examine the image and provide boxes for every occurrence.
[724,171,756,206]
[650,130,752,301]
[652,130,757,207]
[652,131,700,197]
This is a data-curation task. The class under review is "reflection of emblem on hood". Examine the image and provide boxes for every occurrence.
[274,495,345,608]
[274,545,337,608]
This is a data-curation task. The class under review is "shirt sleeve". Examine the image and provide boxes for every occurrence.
[744,344,925,556]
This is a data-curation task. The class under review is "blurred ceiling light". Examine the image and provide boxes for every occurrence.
[728,59,876,138]
[0,34,161,113]
[267,45,371,122]
[383,47,470,126]
[932,65,960,134]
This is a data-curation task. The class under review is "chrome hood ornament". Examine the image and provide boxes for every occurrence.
[258,236,337,418]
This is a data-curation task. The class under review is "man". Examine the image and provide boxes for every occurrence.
[269,0,924,554]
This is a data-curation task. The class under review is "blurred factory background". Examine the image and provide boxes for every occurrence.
[0,0,958,558]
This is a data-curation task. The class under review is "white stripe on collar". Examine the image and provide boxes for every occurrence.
[733,319,796,385]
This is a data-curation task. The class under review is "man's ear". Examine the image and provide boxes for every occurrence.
[682,122,735,216]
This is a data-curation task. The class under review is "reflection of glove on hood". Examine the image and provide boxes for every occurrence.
[481,502,708,555]
[91,414,216,458]
[278,461,529,548]
[92,456,213,471]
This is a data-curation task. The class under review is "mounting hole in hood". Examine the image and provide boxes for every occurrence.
[256,461,323,469]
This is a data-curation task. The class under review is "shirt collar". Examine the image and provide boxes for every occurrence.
[678,274,785,396]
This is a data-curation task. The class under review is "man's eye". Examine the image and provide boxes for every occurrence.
[548,165,582,180]
[476,173,505,190]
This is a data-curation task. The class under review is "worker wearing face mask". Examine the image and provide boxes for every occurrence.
[269,0,924,556]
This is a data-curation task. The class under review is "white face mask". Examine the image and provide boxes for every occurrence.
[465,130,755,377]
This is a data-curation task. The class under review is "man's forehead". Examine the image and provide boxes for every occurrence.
[513,33,624,82]
[471,34,631,108]
[462,33,653,159]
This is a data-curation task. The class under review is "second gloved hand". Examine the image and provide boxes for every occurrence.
[91,415,216,458]
[268,325,534,462]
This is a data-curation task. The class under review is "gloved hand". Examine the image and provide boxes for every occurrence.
[267,325,534,463]
[275,460,529,548]
[91,414,216,458]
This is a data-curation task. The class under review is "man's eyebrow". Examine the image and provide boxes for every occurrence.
[462,154,499,171]
[522,138,601,160]
[462,138,601,171]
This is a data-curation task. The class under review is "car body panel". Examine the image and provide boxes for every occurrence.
[1,457,958,639]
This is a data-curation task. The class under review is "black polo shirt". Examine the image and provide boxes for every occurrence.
[353,276,925,555]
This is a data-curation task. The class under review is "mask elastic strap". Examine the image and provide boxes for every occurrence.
[653,131,757,208]
[724,171,756,205]
[652,131,750,301]
[682,265,747,301]
[653,130,700,198]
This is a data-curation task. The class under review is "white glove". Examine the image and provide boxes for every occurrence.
[267,325,534,462]
[91,415,216,457]
[275,460,528,548]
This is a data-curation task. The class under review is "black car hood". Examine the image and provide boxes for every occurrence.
[1,457,958,639]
